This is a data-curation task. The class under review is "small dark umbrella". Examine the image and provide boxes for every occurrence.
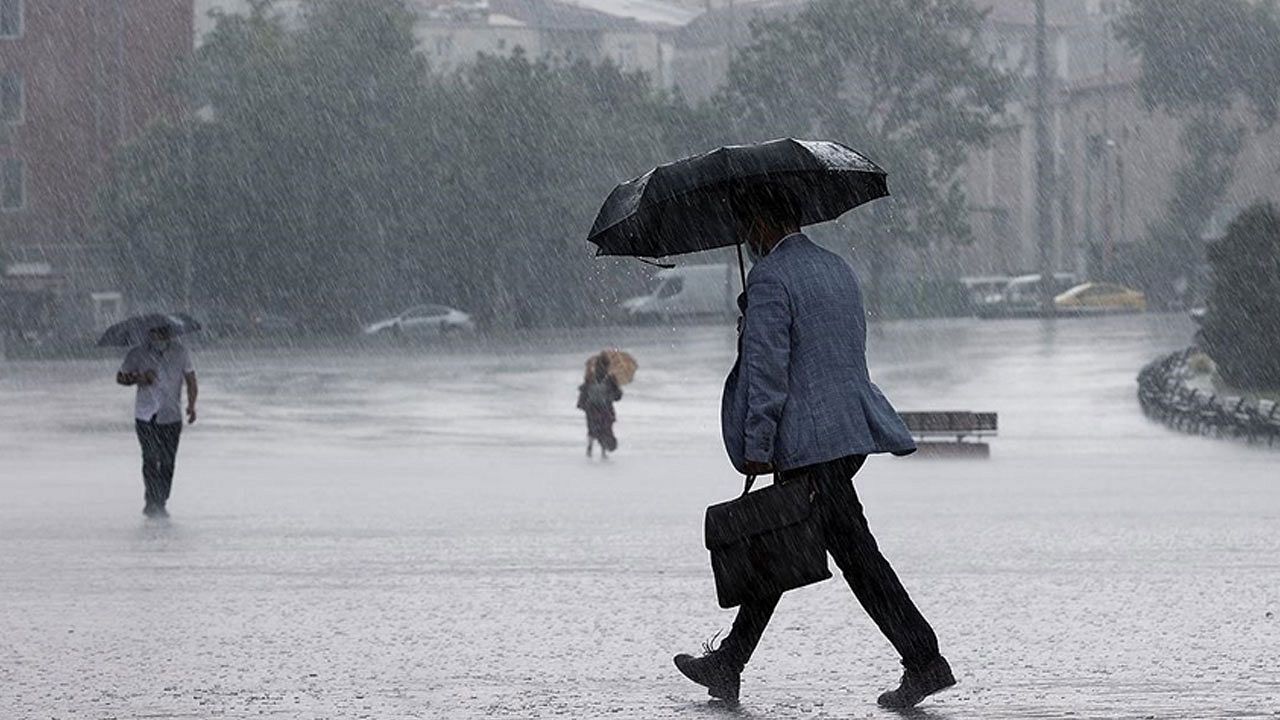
[587,138,889,267]
[97,313,202,348]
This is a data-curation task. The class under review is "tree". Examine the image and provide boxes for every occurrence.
[432,51,706,327]
[1116,0,1280,126]
[98,0,702,329]
[1197,203,1280,390]
[1115,0,1280,306]
[97,119,202,308]
[101,0,438,328]
[712,0,1011,312]
[1108,117,1244,308]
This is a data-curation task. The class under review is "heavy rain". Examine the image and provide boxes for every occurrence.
[1,0,1278,718]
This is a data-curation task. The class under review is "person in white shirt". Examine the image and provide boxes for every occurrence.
[116,325,198,518]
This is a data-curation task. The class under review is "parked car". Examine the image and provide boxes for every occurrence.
[621,264,739,323]
[363,304,476,337]
[960,275,1012,316]
[1054,282,1147,315]
[976,272,1079,318]
[248,312,302,334]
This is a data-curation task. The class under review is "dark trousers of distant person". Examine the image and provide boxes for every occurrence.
[716,454,942,673]
[136,419,182,510]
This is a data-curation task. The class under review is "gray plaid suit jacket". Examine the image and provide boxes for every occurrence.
[721,233,916,473]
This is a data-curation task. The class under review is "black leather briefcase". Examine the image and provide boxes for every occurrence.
[704,475,831,609]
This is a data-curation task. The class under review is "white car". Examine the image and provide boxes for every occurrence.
[621,264,739,322]
[363,304,476,337]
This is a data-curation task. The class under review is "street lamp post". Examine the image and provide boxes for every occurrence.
[1087,134,1119,278]
[1034,0,1055,315]
[182,118,195,311]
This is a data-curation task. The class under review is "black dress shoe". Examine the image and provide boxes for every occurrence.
[674,651,741,704]
[877,656,956,709]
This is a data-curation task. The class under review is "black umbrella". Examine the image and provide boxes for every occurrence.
[587,138,888,263]
[97,313,202,348]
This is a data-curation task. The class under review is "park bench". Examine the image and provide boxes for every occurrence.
[899,411,998,458]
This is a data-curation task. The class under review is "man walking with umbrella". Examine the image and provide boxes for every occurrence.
[588,140,954,709]
[112,317,199,518]
[673,183,952,708]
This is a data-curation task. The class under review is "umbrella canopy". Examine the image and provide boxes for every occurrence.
[586,349,638,386]
[97,313,202,348]
[587,138,888,260]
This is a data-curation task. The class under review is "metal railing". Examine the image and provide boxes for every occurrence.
[1137,349,1280,446]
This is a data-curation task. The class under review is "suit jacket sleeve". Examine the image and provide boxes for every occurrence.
[741,273,791,464]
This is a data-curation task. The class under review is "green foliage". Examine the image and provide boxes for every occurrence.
[98,0,698,329]
[431,52,704,327]
[97,120,201,307]
[1197,203,1280,390]
[713,0,1011,249]
[98,0,1018,326]
[1116,0,1280,305]
[1124,115,1244,307]
[102,0,435,328]
[1116,0,1280,127]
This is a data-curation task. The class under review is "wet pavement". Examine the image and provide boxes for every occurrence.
[2,315,1278,718]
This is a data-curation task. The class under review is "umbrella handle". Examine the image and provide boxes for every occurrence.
[735,242,747,294]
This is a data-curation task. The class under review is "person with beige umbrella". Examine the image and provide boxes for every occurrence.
[576,349,636,459]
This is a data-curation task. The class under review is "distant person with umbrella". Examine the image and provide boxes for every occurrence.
[105,314,200,518]
[589,140,953,709]
[577,350,635,458]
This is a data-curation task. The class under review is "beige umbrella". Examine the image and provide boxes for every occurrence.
[586,349,638,385]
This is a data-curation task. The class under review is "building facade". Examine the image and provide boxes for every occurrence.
[414,0,690,88]
[957,0,1280,288]
[197,0,694,85]
[0,0,193,340]
[663,0,1280,303]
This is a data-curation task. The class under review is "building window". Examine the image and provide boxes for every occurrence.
[615,42,637,67]
[0,0,22,39]
[0,71,22,124]
[1,157,23,210]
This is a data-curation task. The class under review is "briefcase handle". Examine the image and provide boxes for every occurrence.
[742,470,794,497]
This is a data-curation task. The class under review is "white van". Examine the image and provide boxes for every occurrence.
[621,264,739,322]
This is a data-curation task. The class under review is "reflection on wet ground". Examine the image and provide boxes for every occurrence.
[2,315,1277,717]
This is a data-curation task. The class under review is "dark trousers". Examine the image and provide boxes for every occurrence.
[585,408,618,452]
[136,420,182,508]
[717,454,941,672]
